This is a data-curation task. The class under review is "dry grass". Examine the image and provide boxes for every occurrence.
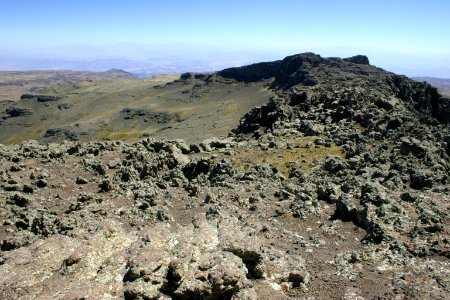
[96,129,146,141]
[224,137,345,175]
[4,127,44,144]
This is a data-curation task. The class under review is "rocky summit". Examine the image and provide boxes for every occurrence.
[0,53,449,299]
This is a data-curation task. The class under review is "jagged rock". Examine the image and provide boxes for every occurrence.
[290,191,321,218]
[400,192,417,203]
[317,182,341,203]
[410,170,434,190]
[208,159,234,183]
[171,252,255,300]
[299,120,323,136]
[1,231,39,251]
[180,72,212,81]
[83,157,107,175]
[99,178,112,192]
[44,127,81,142]
[36,178,47,188]
[75,176,88,184]
[323,156,347,174]
[7,193,33,207]
[2,107,32,118]
[219,219,266,279]
[334,193,370,230]
[270,53,322,89]
[288,270,310,287]
[182,157,211,181]
[389,75,450,124]
[400,137,427,158]
[361,182,393,206]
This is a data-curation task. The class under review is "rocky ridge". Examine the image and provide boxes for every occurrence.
[0,53,449,299]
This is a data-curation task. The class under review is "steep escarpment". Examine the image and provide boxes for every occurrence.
[0,54,449,299]
[230,52,449,243]
[223,53,449,125]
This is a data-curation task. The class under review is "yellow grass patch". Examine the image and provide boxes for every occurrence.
[223,137,345,176]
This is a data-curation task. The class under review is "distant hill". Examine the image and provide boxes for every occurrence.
[413,76,450,97]
[0,69,135,101]
[0,73,272,144]
[0,55,263,78]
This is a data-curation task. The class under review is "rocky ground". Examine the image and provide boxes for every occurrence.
[0,53,449,299]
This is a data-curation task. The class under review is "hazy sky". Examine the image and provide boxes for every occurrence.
[0,0,449,76]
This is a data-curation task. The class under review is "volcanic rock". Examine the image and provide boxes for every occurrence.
[0,53,448,299]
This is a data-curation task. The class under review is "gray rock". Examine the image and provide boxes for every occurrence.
[75,177,88,184]
[7,193,32,207]
[323,156,347,174]
[410,170,434,190]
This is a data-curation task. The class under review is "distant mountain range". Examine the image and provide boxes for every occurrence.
[0,50,280,78]
[0,57,220,78]
[2,44,450,79]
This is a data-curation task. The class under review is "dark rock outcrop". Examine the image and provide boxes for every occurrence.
[121,108,181,124]
[57,103,73,110]
[180,72,212,80]
[2,107,32,118]
[219,53,380,90]
[388,75,450,124]
[218,61,281,82]
[20,94,62,102]
[43,127,83,142]
[343,55,370,65]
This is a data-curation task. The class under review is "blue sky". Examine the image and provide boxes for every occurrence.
[0,0,449,76]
